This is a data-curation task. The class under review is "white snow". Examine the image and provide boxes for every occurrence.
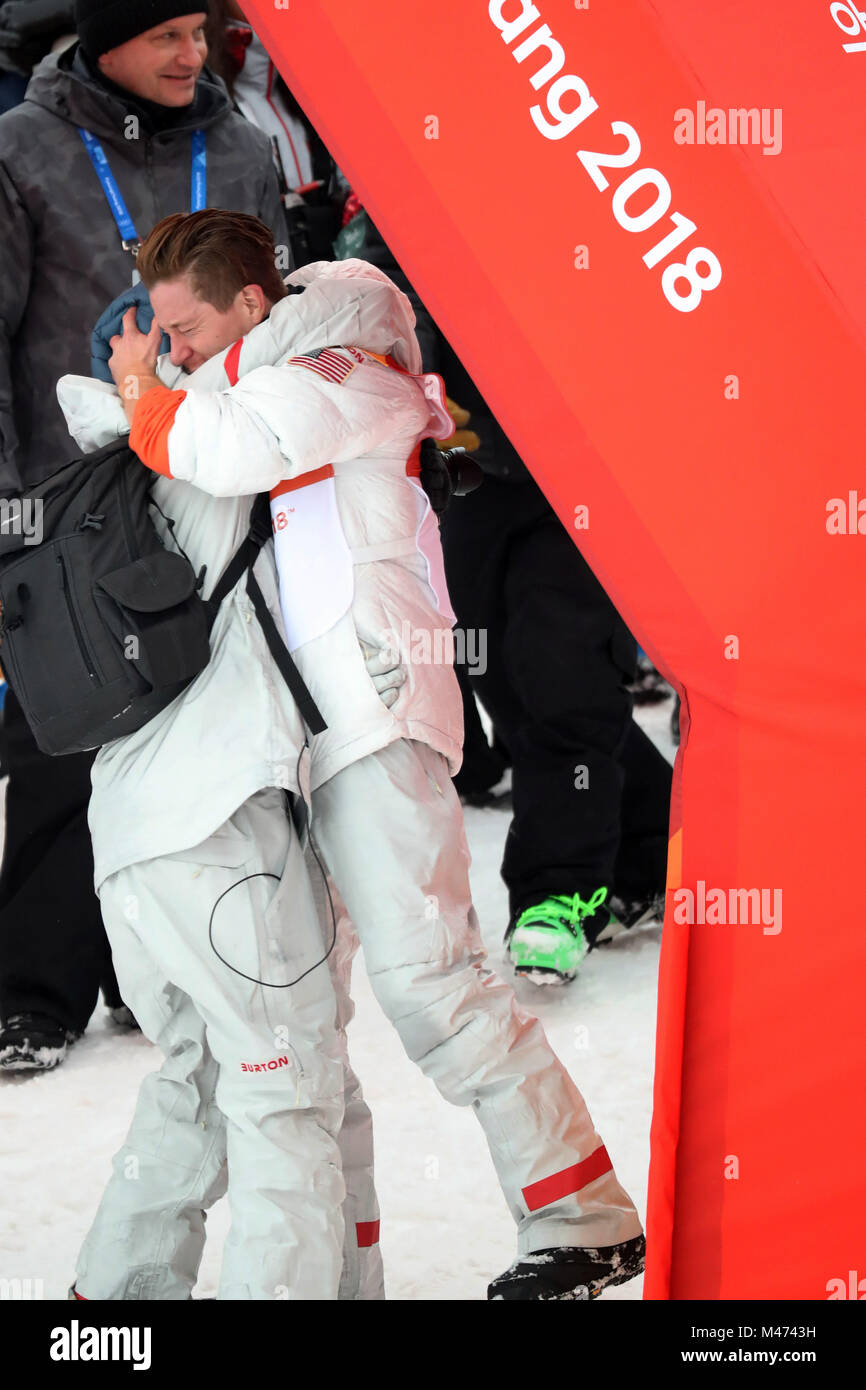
[0,695,676,1301]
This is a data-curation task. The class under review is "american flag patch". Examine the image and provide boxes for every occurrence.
[286,348,357,384]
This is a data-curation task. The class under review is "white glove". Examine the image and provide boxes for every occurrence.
[361,642,407,710]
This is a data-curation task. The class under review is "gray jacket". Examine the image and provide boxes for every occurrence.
[0,43,289,493]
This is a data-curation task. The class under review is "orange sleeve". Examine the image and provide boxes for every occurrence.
[129,384,188,478]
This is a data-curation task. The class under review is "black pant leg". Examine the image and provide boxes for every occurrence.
[444,476,670,917]
[612,721,673,901]
[0,690,112,1032]
[442,485,517,792]
[450,658,507,796]
[496,489,636,913]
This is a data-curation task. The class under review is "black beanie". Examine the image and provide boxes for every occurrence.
[75,1,211,60]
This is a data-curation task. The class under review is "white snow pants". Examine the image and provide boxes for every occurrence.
[311,739,643,1255]
[304,857,384,1300]
[76,787,351,1301]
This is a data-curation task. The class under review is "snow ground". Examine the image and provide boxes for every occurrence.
[0,695,677,1301]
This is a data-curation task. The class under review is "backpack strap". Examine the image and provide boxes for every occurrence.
[205,494,327,735]
[206,497,268,611]
[245,568,326,735]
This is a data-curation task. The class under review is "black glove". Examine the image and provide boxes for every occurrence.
[419,438,484,518]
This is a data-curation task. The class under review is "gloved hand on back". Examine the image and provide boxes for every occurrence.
[361,642,407,710]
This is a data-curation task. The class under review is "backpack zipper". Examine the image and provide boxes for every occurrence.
[57,552,101,684]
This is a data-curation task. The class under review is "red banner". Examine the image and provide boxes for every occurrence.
[242,0,866,1298]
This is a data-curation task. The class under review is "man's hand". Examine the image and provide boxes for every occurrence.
[361,641,407,710]
[109,307,164,426]
[436,396,481,454]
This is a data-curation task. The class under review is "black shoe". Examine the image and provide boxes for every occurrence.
[107,1005,140,1031]
[0,1014,81,1072]
[460,769,513,810]
[590,892,665,947]
[488,1234,646,1300]
[627,653,672,706]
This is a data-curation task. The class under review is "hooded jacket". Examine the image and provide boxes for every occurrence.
[0,1,74,78]
[219,20,346,266]
[56,261,463,889]
[0,42,288,494]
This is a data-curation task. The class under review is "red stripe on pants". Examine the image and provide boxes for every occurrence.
[356,1220,380,1248]
[522,1147,613,1213]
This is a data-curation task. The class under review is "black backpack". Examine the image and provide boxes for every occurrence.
[0,439,325,756]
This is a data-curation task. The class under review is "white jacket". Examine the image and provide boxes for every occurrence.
[228,24,316,191]
[57,261,463,884]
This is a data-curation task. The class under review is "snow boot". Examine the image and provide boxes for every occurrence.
[505,888,608,984]
[460,769,513,811]
[627,651,671,705]
[107,1004,140,1031]
[0,1014,80,1072]
[591,890,666,947]
[488,1233,646,1300]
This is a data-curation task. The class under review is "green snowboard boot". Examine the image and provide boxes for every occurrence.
[505,888,609,984]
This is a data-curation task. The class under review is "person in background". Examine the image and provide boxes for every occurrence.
[0,0,288,1071]
[206,0,348,266]
[0,0,74,113]
[352,215,673,984]
[441,424,673,984]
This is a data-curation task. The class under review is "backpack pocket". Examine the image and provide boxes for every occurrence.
[96,552,211,692]
[0,537,109,721]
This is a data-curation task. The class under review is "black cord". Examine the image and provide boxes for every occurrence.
[206,744,337,988]
[148,490,203,582]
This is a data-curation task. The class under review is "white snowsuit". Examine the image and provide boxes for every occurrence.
[55,271,421,1301]
[58,260,642,1292]
[77,788,348,1301]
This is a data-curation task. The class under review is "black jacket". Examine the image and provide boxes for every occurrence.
[0,43,289,492]
[0,0,74,77]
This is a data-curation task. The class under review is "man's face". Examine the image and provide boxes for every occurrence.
[98,14,208,107]
[150,273,269,374]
